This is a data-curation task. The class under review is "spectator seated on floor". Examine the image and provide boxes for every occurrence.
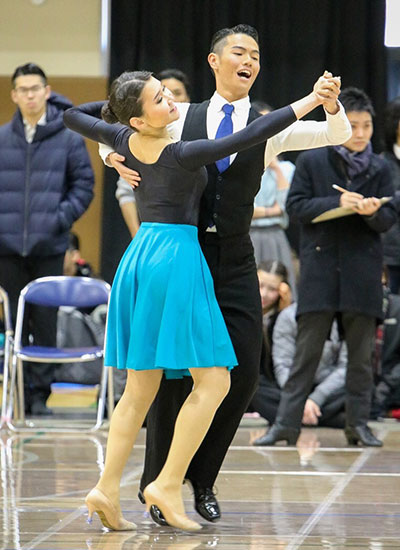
[245,260,291,419]
[371,284,400,419]
[252,302,348,445]
[248,261,291,416]
[258,260,292,349]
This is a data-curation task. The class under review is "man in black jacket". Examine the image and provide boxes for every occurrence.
[0,63,94,415]
[256,87,397,448]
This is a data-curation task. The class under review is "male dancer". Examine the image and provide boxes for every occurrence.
[100,24,351,522]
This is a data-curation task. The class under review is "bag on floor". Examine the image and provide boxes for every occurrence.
[55,305,106,385]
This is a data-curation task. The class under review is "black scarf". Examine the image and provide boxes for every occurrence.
[334,142,373,179]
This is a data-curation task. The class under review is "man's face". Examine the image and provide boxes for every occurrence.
[11,74,50,119]
[160,77,190,103]
[343,110,373,153]
[208,33,260,100]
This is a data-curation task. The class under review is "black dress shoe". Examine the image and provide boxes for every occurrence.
[138,489,169,526]
[345,425,383,447]
[253,424,300,446]
[187,480,220,522]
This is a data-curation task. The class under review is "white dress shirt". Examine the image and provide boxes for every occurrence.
[101,97,352,206]
[23,112,47,143]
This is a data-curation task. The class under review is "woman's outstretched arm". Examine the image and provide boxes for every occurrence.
[177,75,340,171]
[64,102,132,149]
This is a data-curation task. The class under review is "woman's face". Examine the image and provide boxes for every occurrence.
[161,77,190,103]
[135,76,180,130]
[257,270,282,313]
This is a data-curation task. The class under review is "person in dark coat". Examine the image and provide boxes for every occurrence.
[256,87,397,448]
[0,63,94,415]
[381,96,400,293]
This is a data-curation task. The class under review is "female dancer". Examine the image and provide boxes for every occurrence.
[64,70,340,532]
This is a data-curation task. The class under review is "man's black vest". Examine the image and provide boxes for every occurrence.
[181,100,265,238]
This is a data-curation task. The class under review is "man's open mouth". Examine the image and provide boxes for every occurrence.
[237,69,251,79]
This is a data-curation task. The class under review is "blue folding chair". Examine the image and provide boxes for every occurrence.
[0,286,13,430]
[6,276,113,432]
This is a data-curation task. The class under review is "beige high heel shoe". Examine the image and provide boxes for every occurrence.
[143,482,201,532]
[85,488,137,531]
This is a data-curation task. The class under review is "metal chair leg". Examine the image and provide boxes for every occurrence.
[0,333,13,429]
[107,367,114,420]
[91,364,109,432]
[16,358,25,422]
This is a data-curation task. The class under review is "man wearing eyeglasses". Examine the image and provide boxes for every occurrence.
[0,63,94,416]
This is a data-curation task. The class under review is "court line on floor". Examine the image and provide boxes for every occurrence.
[230,445,363,452]
[20,506,86,550]
[284,428,388,550]
[220,470,400,476]
[132,444,364,452]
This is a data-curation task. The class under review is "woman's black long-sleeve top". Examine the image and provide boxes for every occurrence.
[64,102,296,227]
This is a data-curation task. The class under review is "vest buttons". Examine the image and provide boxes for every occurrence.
[217,176,222,182]
[213,213,218,219]
[316,246,321,251]
[216,194,221,200]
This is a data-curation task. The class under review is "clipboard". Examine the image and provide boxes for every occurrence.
[311,197,392,223]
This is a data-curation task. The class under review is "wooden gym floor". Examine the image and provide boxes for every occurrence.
[1,384,400,550]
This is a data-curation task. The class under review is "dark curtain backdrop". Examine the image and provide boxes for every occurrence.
[101,0,387,281]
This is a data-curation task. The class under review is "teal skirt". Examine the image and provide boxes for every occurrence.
[104,222,237,379]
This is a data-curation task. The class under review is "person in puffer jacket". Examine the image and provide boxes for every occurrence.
[0,62,94,415]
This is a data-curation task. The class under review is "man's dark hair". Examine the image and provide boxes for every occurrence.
[383,96,400,151]
[12,62,47,87]
[156,68,191,96]
[209,24,259,54]
[339,87,375,117]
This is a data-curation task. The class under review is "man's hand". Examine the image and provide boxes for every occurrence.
[108,152,141,188]
[354,197,382,216]
[302,399,321,425]
[340,190,364,210]
[313,71,341,115]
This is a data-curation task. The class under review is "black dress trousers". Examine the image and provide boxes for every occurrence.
[141,232,262,489]
[275,311,376,430]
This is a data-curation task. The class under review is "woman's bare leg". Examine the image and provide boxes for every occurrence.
[91,369,163,511]
[144,367,230,526]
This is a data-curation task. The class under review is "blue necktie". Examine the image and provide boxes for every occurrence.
[215,104,234,173]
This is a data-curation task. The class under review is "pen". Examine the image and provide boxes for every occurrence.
[332,184,348,193]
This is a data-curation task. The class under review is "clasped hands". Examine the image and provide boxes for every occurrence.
[340,191,382,216]
[313,70,341,114]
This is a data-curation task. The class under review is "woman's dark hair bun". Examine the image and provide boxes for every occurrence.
[101,101,119,124]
